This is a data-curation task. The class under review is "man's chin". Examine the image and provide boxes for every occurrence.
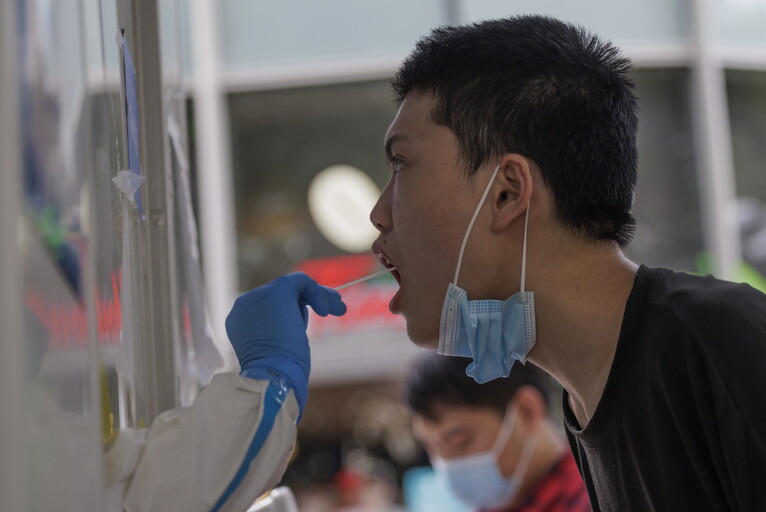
[404,319,439,349]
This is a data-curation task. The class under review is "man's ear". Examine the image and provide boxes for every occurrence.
[490,154,533,233]
[513,385,548,432]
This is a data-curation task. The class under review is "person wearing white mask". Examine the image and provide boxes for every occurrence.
[406,354,590,512]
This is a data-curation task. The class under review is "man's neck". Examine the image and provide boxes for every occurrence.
[526,245,639,428]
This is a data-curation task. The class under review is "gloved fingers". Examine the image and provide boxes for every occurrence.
[288,272,330,317]
[300,304,309,328]
[287,272,347,317]
[305,287,347,317]
[285,272,322,300]
[325,289,347,316]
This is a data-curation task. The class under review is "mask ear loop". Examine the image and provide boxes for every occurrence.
[491,404,538,481]
[490,405,518,457]
[453,164,502,286]
[520,202,530,293]
[452,163,531,294]
[508,429,538,481]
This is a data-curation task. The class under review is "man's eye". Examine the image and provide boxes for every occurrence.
[447,434,470,452]
[453,439,470,451]
[387,156,404,173]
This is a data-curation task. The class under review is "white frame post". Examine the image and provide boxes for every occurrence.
[690,0,741,279]
[189,0,239,369]
[117,0,180,422]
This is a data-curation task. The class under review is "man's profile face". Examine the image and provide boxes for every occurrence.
[370,92,480,346]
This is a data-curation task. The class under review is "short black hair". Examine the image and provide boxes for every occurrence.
[392,15,638,247]
[405,353,550,421]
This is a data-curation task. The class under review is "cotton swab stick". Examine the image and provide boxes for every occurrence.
[334,267,397,291]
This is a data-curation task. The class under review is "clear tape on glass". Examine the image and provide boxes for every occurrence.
[112,170,144,209]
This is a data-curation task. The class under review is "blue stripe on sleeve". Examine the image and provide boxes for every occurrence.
[210,380,287,512]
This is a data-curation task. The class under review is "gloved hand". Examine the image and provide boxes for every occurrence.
[225,272,347,416]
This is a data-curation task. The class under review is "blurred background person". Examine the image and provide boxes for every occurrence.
[405,354,590,512]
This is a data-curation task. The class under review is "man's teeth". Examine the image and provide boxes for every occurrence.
[378,253,394,267]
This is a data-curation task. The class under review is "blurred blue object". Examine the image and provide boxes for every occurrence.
[402,466,471,512]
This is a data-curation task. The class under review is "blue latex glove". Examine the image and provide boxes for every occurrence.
[225,272,346,417]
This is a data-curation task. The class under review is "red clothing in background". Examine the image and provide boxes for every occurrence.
[493,453,591,512]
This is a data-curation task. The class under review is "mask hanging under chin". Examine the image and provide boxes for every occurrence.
[436,162,537,383]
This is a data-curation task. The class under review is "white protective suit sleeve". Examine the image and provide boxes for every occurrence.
[104,372,299,512]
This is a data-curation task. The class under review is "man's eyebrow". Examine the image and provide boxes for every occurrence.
[384,133,408,159]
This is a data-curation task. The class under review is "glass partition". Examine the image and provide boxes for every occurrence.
[18,0,104,507]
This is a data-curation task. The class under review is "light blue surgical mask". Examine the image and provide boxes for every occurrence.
[437,163,536,383]
[432,408,537,509]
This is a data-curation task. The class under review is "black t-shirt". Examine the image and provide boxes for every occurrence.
[564,265,766,511]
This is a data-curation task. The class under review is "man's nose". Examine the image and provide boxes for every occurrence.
[369,181,393,234]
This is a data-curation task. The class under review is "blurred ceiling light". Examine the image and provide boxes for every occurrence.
[308,164,381,253]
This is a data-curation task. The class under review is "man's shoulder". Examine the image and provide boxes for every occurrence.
[638,266,766,430]
[641,266,766,330]
[631,266,766,385]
